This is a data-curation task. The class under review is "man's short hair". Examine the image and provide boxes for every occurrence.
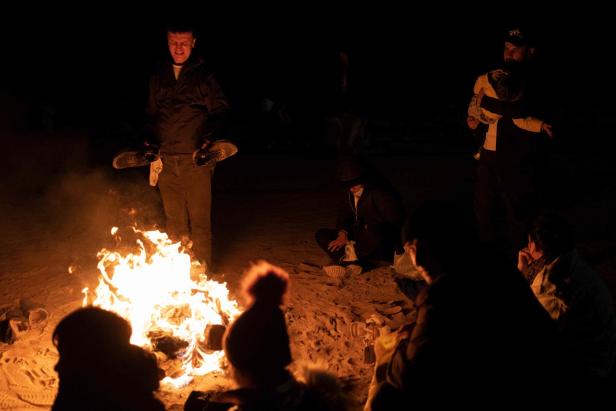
[505,26,534,47]
[166,18,197,35]
[530,213,575,260]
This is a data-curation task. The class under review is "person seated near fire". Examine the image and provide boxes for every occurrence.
[184,261,348,411]
[51,306,164,411]
[517,212,616,407]
[364,200,569,411]
[315,155,405,272]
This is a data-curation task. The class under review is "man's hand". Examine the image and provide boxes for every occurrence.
[374,327,410,363]
[193,139,238,167]
[199,139,212,150]
[193,140,214,167]
[541,123,554,138]
[466,116,481,130]
[142,142,160,162]
[328,231,348,252]
[517,247,533,273]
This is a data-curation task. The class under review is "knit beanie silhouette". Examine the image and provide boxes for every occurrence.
[223,261,291,374]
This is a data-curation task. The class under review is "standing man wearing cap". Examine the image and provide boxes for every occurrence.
[315,156,405,270]
[144,20,230,272]
[467,26,554,259]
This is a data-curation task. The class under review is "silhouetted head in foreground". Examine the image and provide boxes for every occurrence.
[528,212,575,262]
[402,200,477,283]
[52,306,164,411]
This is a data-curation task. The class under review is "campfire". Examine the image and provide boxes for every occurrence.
[82,227,241,388]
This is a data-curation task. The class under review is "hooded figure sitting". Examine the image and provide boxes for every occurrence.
[185,261,348,411]
[315,156,405,270]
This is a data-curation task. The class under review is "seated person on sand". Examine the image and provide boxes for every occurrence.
[518,212,616,405]
[315,156,405,273]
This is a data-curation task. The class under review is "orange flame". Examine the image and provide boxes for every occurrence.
[83,227,240,388]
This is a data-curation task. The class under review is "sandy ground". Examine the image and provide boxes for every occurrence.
[1,131,615,410]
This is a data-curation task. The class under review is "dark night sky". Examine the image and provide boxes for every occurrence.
[2,6,614,150]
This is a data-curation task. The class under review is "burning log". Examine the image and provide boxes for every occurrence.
[148,323,227,359]
[159,357,186,380]
[148,330,189,359]
[202,324,226,351]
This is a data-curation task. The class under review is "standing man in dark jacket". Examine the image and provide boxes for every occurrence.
[315,156,405,269]
[145,21,230,271]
